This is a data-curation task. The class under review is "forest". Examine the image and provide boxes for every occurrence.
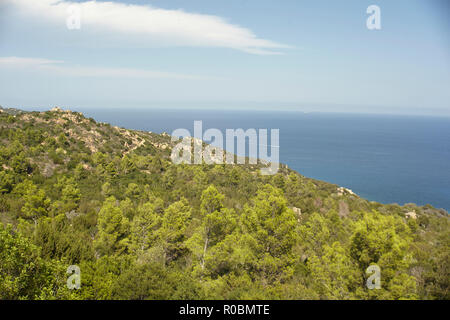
[0,106,448,300]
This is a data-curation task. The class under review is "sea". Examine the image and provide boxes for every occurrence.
[62,108,450,211]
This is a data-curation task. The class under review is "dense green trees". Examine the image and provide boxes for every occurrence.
[0,224,71,299]
[349,211,417,299]
[94,197,130,256]
[160,198,192,263]
[308,242,359,299]
[129,201,161,256]
[0,109,448,300]
[19,181,51,223]
[239,185,299,284]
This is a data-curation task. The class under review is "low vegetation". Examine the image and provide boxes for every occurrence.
[0,106,448,300]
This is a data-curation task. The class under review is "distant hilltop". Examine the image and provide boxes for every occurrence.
[0,105,75,116]
[0,105,24,116]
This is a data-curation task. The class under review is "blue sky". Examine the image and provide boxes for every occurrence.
[0,0,449,115]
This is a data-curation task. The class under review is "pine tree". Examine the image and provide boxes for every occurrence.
[94,196,130,256]
[160,197,191,263]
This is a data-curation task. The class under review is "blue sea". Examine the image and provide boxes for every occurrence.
[74,108,450,211]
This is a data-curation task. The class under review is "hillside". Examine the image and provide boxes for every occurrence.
[0,107,448,300]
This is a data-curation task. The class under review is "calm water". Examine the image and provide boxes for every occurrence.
[76,108,450,211]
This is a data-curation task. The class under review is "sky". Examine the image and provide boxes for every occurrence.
[0,0,449,115]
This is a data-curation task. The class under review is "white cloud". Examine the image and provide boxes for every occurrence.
[0,56,207,79]
[6,0,289,55]
[0,56,64,67]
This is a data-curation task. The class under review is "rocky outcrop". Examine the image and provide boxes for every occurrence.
[337,187,356,196]
[51,106,63,112]
[405,211,417,219]
[291,207,302,222]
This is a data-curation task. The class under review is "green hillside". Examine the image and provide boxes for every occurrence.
[0,107,448,300]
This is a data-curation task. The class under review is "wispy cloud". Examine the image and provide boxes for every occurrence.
[6,0,289,55]
[0,56,207,79]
